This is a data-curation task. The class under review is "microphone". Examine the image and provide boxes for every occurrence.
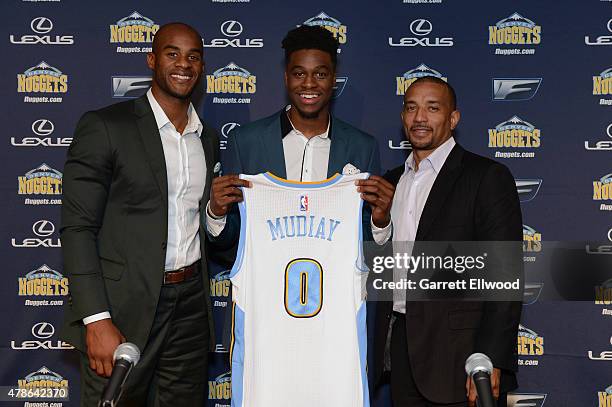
[98,343,141,407]
[465,353,495,407]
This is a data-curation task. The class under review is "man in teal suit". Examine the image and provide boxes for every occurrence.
[206,25,394,245]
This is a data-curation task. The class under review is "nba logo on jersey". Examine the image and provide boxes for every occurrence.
[299,195,308,211]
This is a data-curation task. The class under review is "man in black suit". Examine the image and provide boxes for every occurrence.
[373,77,522,406]
[61,23,217,406]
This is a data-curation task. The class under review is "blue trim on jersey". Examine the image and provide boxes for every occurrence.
[356,186,370,274]
[357,302,370,406]
[230,190,247,279]
[263,172,343,188]
[231,304,245,407]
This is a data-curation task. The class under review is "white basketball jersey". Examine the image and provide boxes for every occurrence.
[230,172,370,407]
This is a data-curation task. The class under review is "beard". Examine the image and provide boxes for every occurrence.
[293,104,326,120]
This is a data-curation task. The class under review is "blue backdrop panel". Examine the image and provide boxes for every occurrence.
[1,1,610,406]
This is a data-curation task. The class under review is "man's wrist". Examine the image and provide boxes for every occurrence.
[206,201,224,220]
[83,312,111,325]
[373,217,391,229]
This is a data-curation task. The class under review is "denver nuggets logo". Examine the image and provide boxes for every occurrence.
[18,366,69,390]
[517,324,544,356]
[17,61,68,94]
[396,64,447,96]
[489,13,541,45]
[210,269,230,298]
[488,116,541,148]
[206,63,256,94]
[598,385,612,406]
[18,264,68,297]
[523,224,541,253]
[18,164,62,195]
[593,173,612,201]
[593,67,612,96]
[208,371,231,400]
[595,279,612,305]
[302,12,347,44]
[109,11,159,43]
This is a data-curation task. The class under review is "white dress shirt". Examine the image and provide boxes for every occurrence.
[388,137,456,313]
[83,89,205,325]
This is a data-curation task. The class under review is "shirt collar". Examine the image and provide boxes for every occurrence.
[146,89,203,137]
[281,105,331,139]
[405,136,456,174]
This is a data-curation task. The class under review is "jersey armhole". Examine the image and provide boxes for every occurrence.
[229,176,249,280]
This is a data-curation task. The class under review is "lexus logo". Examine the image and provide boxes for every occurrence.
[221,122,240,138]
[608,228,612,242]
[409,19,432,36]
[608,18,612,33]
[30,17,53,34]
[221,20,243,37]
[32,322,55,339]
[31,119,54,136]
[607,123,612,139]
[32,220,55,237]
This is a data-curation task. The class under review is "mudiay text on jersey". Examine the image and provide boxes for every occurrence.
[266,215,341,241]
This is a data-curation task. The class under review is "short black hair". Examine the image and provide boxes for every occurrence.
[409,76,457,110]
[282,25,338,69]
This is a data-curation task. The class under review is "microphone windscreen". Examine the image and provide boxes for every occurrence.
[465,352,493,376]
[113,342,141,366]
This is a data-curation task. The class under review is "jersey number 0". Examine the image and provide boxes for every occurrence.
[284,258,323,318]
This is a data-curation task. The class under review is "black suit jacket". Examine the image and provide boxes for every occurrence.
[373,143,523,403]
[60,95,217,352]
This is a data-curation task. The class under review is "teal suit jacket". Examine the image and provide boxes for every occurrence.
[210,109,381,250]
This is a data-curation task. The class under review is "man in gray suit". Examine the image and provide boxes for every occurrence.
[61,23,217,406]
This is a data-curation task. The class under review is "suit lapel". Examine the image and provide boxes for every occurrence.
[416,144,464,240]
[134,96,168,207]
[261,113,287,178]
[200,125,215,205]
[327,118,348,177]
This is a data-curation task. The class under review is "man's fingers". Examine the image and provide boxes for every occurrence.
[491,368,501,398]
[88,354,96,371]
[216,195,245,207]
[360,193,379,204]
[360,192,391,205]
[95,359,105,377]
[213,175,251,189]
[356,183,394,199]
[356,176,395,191]
[103,358,114,378]
[466,377,477,407]
[218,188,245,198]
[358,185,393,200]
